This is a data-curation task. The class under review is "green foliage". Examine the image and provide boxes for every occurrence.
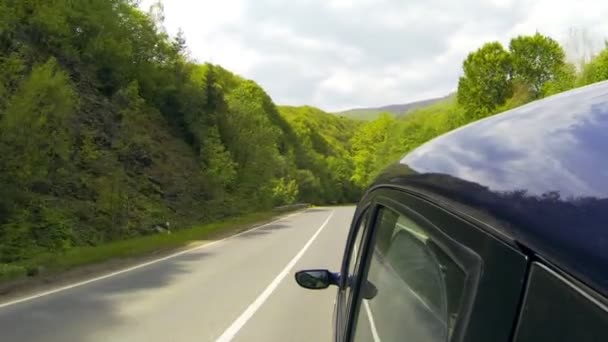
[223,81,283,200]
[495,79,534,112]
[457,34,568,121]
[542,63,577,97]
[457,42,513,119]
[579,46,608,85]
[350,114,396,187]
[0,58,75,186]
[201,126,238,190]
[510,33,566,97]
[0,0,363,267]
[0,263,26,281]
[278,106,362,203]
[347,98,465,188]
[271,178,299,205]
[0,53,25,109]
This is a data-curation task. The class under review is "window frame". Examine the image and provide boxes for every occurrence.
[346,195,481,342]
[335,204,373,342]
[343,187,528,342]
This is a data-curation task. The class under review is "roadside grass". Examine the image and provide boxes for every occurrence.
[0,210,289,284]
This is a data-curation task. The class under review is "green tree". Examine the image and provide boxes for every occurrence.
[0,54,25,109]
[457,42,513,119]
[509,33,566,97]
[0,58,75,185]
[542,63,577,96]
[222,81,283,204]
[350,114,396,187]
[201,126,238,190]
[579,45,608,85]
[0,59,76,262]
[271,178,299,205]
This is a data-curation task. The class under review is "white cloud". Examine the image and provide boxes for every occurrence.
[141,0,608,111]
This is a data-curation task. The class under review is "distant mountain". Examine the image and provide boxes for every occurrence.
[336,95,450,120]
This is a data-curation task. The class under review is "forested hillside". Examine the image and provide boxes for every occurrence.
[278,106,361,204]
[0,0,363,272]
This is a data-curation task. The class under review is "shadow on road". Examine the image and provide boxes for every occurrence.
[0,250,214,342]
[305,208,332,213]
[259,223,293,231]
[233,223,292,239]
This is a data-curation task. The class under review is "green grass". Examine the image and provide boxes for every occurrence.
[0,210,286,283]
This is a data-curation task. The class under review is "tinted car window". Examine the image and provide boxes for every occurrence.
[353,207,466,342]
[514,262,608,342]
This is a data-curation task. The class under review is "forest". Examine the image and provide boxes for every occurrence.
[1,0,608,279]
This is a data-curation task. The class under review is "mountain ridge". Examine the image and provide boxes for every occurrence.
[336,94,452,120]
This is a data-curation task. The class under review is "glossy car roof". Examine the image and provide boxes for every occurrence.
[374,81,608,297]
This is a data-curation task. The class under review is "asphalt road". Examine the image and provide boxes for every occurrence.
[0,206,355,342]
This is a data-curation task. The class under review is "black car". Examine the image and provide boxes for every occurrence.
[295,81,608,341]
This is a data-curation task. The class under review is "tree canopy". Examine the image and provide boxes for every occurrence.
[510,33,567,97]
[457,42,513,119]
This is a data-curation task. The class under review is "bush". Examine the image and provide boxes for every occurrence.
[579,47,608,85]
[0,263,26,281]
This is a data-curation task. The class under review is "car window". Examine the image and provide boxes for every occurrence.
[352,206,466,342]
[514,262,608,342]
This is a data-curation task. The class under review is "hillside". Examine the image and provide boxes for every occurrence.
[277,106,361,203]
[337,95,449,120]
[0,0,363,273]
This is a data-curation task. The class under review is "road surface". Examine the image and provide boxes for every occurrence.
[0,207,354,342]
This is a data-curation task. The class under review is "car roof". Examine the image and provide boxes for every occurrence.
[373,81,608,297]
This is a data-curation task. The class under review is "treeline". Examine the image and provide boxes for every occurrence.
[0,0,362,269]
[350,33,608,186]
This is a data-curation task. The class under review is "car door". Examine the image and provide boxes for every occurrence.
[340,188,528,342]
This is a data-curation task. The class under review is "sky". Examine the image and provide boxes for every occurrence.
[140,0,608,112]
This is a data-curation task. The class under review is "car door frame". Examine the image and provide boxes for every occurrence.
[338,186,530,342]
[334,202,373,342]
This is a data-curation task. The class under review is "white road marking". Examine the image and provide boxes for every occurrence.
[0,211,305,309]
[215,211,335,342]
[364,300,382,342]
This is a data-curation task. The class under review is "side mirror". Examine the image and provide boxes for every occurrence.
[295,269,339,290]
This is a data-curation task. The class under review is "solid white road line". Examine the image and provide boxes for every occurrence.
[0,211,305,309]
[215,211,335,342]
[364,300,382,342]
